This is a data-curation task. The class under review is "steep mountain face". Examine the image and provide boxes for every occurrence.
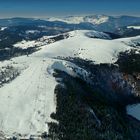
[117,49,140,96]
[48,61,140,140]
[0,29,140,139]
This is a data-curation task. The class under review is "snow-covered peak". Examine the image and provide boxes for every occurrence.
[13,30,111,49]
[84,15,109,25]
[47,15,109,25]
[48,16,84,24]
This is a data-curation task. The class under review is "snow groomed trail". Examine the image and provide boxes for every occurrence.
[0,56,57,137]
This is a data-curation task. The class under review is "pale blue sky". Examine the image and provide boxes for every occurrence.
[0,0,139,18]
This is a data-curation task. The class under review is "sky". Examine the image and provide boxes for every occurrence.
[0,0,140,18]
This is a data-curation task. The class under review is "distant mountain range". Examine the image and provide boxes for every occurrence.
[0,15,140,32]
[0,15,140,60]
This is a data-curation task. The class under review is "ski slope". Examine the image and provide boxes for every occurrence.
[0,56,57,138]
[0,30,139,138]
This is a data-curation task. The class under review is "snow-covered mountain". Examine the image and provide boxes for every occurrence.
[0,15,140,33]
[0,29,140,139]
[47,15,140,31]
[13,30,111,50]
[0,27,140,138]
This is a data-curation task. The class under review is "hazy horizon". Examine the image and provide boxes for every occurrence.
[0,14,140,19]
[0,0,140,18]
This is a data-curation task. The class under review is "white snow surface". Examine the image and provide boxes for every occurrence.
[0,27,7,31]
[0,30,138,138]
[0,56,57,138]
[85,15,109,25]
[127,104,140,121]
[14,40,37,49]
[25,30,40,34]
[116,35,140,48]
[13,36,55,49]
[47,15,109,25]
[48,16,85,24]
[36,30,132,64]
[127,26,140,29]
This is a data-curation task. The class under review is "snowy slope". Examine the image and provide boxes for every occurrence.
[48,16,85,24]
[127,26,140,30]
[13,30,111,50]
[116,35,140,48]
[0,30,139,138]
[35,30,132,64]
[0,27,7,31]
[0,56,57,138]
[13,36,55,49]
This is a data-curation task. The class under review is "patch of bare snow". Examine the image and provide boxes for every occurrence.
[0,27,7,31]
[127,26,140,30]
[127,104,140,121]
